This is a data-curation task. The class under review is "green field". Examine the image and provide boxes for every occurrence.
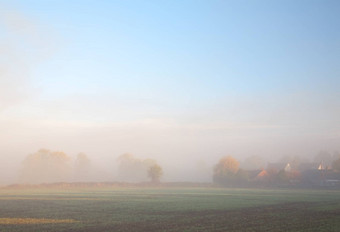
[0,187,339,231]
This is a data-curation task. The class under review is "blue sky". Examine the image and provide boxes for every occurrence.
[8,0,340,100]
[0,0,339,181]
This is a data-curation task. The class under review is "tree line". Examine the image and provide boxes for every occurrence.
[17,148,340,186]
[19,149,163,184]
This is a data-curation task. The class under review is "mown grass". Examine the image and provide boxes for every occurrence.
[0,187,339,231]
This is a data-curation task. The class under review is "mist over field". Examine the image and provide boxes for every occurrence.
[1,0,340,186]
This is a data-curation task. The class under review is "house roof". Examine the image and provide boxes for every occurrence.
[298,162,328,171]
[267,163,288,171]
[247,169,269,180]
[247,170,263,179]
[298,163,320,172]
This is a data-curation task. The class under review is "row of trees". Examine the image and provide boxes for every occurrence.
[20,149,91,184]
[17,148,340,185]
[117,153,163,183]
[20,149,163,184]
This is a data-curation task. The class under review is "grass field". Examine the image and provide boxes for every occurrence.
[0,186,339,231]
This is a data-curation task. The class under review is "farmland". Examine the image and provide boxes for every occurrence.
[0,186,339,232]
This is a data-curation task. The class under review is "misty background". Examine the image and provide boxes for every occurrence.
[0,0,339,185]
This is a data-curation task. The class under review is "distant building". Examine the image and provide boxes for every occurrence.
[267,163,291,173]
[298,163,320,172]
[247,169,269,182]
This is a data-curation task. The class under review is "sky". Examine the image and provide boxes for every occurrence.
[0,0,339,183]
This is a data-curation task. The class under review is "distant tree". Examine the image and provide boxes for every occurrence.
[332,158,340,172]
[117,153,143,182]
[117,153,159,182]
[147,164,163,183]
[74,153,91,181]
[332,151,340,162]
[235,169,249,184]
[143,158,157,168]
[213,156,240,186]
[21,149,71,184]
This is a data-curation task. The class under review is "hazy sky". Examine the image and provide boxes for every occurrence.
[0,0,339,182]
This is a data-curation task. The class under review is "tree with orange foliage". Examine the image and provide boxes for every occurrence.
[213,155,240,186]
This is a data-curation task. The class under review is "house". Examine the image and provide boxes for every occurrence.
[247,169,269,182]
[300,169,340,187]
[267,163,291,173]
[298,163,320,172]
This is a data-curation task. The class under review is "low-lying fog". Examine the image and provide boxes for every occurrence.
[1,1,339,185]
